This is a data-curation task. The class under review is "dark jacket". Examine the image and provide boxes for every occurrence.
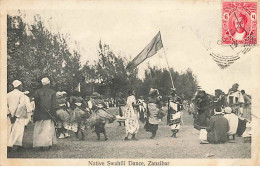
[69,96,87,110]
[194,97,211,129]
[34,86,56,122]
[167,95,182,125]
[206,114,229,143]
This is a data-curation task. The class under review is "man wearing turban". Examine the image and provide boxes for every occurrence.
[227,83,244,116]
[33,77,57,150]
[167,88,183,138]
[231,12,249,41]
[7,80,32,152]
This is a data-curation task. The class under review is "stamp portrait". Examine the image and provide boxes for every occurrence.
[222,2,257,45]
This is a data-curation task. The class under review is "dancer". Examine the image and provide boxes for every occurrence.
[144,88,163,139]
[69,91,89,140]
[124,90,140,141]
[88,100,115,141]
[167,88,183,138]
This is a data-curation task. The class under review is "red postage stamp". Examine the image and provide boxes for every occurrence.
[222,1,257,45]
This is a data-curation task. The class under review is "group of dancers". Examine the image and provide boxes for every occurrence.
[55,86,184,142]
[119,88,183,140]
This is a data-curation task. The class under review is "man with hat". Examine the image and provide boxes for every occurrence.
[224,107,238,140]
[193,90,211,130]
[7,80,32,152]
[214,89,226,110]
[144,88,163,139]
[167,88,183,138]
[206,107,229,144]
[33,77,57,150]
[116,92,126,126]
[227,83,244,116]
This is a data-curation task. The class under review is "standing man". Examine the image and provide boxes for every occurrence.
[33,77,57,150]
[116,92,126,126]
[144,88,163,139]
[193,90,211,130]
[241,90,251,119]
[213,89,226,110]
[137,96,146,123]
[227,83,244,116]
[7,80,32,152]
[167,88,183,138]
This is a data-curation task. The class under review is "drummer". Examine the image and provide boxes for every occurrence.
[90,98,115,141]
[56,90,70,139]
[69,90,89,140]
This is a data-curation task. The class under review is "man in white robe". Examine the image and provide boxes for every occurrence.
[224,107,238,140]
[7,80,32,152]
[227,83,244,116]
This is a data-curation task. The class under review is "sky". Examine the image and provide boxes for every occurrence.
[8,1,257,95]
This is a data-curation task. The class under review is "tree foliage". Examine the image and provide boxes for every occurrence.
[81,41,141,98]
[8,13,198,101]
[139,66,197,100]
[7,14,81,92]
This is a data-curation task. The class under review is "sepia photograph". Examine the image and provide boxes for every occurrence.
[0,0,260,166]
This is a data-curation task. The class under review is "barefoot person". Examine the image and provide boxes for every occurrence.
[144,88,163,139]
[56,90,70,139]
[124,90,140,141]
[137,96,147,123]
[88,100,115,141]
[69,90,89,140]
[33,77,57,150]
[117,92,126,126]
[167,88,183,138]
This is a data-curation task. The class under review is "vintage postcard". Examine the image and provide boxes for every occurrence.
[0,0,260,166]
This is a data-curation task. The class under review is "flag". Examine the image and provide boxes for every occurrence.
[126,31,163,70]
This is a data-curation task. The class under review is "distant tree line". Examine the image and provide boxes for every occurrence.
[7,14,198,101]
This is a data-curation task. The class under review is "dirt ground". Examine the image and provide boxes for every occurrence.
[7,107,251,159]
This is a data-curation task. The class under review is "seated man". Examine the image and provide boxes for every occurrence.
[206,108,229,144]
[224,107,238,140]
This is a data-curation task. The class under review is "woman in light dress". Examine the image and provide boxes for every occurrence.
[144,88,164,139]
[124,90,140,141]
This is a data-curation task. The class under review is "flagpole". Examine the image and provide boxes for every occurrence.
[162,46,175,89]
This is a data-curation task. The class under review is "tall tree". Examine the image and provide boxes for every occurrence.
[7,14,82,93]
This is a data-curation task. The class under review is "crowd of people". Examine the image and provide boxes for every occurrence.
[189,83,251,144]
[7,78,251,152]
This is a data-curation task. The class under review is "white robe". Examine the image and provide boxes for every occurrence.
[224,113,239,135]
[125,95,139,134]
[7,89,30,147]
[33,119,57,147]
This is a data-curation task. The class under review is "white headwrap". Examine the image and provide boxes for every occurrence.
[224,107,232,114]
[41,77,50,85]
[12,80,22,88]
